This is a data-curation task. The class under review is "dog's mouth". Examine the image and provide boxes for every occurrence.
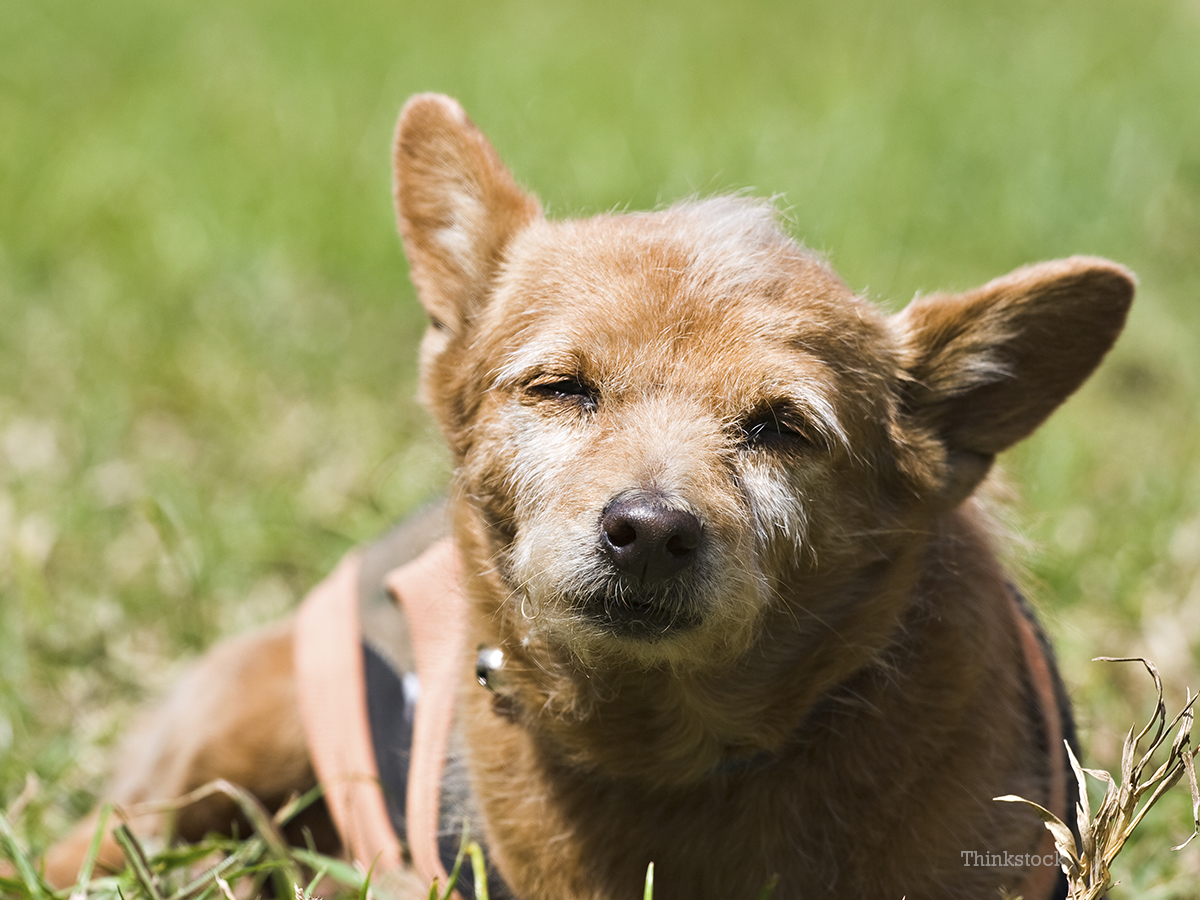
[569,580,704,641]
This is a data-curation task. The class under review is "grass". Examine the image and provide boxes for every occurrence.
[1,0,1199,896]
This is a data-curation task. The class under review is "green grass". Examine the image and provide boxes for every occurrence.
[1,0,1199,896]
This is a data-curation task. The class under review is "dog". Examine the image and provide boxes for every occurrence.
[34,93,1134,900]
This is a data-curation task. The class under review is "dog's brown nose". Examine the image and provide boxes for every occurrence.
[600,495,702,583]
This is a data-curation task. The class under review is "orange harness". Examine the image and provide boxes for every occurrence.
[295,535,481,897]
[293,526,1072,900]
[1008,589,1074,900]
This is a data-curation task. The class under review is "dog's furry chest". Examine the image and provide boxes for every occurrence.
[457,584,1068,900]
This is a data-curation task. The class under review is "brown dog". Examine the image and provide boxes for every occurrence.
[39,94,1133,899]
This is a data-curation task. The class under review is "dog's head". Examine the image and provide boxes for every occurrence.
[392,94,1133,677]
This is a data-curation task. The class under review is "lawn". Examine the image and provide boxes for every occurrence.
[1,0,1198,896]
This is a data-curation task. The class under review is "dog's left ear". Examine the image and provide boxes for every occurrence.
[393,94,541,340]
[896,256,1135,509]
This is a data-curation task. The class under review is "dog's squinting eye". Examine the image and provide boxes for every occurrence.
[741,413,812,450]
[527,376,599,411]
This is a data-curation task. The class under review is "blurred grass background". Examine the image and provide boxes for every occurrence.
[1,0,1198,895]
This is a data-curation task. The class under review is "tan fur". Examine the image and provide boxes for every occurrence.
[39,94,1133,899]
[395,95,1133,899]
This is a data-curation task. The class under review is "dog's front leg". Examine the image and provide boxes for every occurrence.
[40,617,333,888]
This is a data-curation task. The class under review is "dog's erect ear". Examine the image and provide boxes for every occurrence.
[896,256,1134,509]
[393,94,541,337]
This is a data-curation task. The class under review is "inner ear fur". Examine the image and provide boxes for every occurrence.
[392,94,541,337]
[896,256,1135,507]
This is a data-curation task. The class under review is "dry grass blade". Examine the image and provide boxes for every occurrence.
[1175,699,1200,852]
[992,792,1083,882]
[4,776,42,826]
[122,779,291,861]
[216,873,239,900]
[997,656,1199,900]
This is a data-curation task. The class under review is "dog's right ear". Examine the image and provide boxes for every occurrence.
[393,93,541,346]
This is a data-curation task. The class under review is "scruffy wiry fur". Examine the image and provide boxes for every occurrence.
[33,94,1134,900]
[394,94,1133,899]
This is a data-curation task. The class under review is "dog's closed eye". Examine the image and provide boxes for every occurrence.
[740,405,814,451]
[526,375,599,411]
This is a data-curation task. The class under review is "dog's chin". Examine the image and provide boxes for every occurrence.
[575,585,704,642]
[511,554,764,668]
[547,580,733,670]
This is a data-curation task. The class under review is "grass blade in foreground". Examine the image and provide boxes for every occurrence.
[0,808,52,900]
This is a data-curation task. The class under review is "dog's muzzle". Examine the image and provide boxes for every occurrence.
[577,492,705,639]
